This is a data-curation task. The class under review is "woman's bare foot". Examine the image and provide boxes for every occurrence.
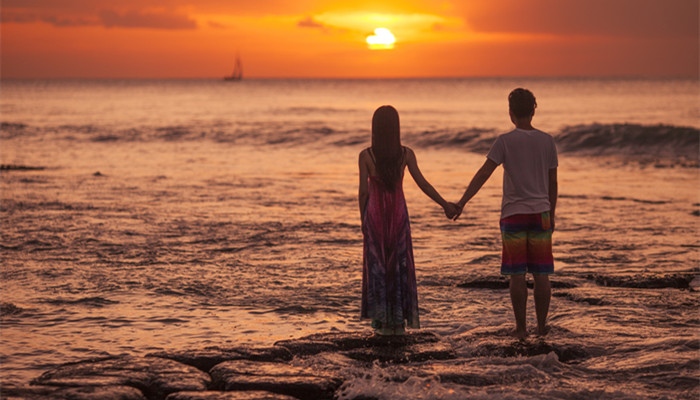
[374,327,393,336]
[537,325,551,337]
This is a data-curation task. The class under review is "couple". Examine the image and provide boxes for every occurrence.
[358,88,558,339]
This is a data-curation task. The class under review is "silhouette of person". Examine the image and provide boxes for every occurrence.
[358,105,458,335]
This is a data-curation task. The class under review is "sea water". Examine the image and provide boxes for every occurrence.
[1,78,699,399]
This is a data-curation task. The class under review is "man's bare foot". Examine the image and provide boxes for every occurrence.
[510,329,528,340]
[537,325,551,337]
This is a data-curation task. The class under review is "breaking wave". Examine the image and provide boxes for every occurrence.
[555,123,699,161]
[2,121,697,164]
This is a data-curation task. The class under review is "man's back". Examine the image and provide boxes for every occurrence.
[487,128,558,218]
[454,87,557,339]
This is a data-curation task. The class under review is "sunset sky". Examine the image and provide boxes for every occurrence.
[1,0,698,78]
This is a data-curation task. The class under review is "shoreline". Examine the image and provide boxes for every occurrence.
[7,328,688,400]
[4,269,698,399]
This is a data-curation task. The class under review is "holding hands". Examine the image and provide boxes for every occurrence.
[442,202,463,220]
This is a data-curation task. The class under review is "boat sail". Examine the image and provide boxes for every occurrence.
[224,56,243,81]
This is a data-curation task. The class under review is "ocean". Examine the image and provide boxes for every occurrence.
[1,77,699,399]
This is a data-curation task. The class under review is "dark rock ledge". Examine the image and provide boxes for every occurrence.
[3,330,587,400]
[585,273,696,289]
[458,273,699,291]
[3,331,454,400]
[457,275,577,290]
[0,164,46,171]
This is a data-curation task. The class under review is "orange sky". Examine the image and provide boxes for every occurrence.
[1,0,698,78]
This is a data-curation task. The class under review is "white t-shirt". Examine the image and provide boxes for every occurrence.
[487,128,558,219]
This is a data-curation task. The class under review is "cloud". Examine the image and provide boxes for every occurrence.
[42,15,95,27]
[457,0,698,39]
[207,20,228,29]
[296,16,347,35]
[1,11,98,26]
[1,0,325,21]
[99,9,197,30]
[297,16,326,29]
[2,7,198,30]
[1,13,39,24]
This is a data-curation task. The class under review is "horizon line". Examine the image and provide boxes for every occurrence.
[2,74,698,81]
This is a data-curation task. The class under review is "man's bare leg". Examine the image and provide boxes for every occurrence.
[509,274,528,339]
[533,273,551,336]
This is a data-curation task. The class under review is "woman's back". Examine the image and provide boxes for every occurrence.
[361,146,419,333]
[358,106,453,335]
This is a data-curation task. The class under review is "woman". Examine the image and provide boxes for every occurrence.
[358,105,457,335]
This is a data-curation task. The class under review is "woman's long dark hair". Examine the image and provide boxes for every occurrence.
[371,105,403,190]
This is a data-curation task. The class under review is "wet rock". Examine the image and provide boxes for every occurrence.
[549,280,578,289]
[269,338,339,356]
[291,351,360,381]
[274,331,453,364]
[32,356,210,400]
[457,276,509,289]
[466,254,500,265]
[588,273,695,289]
[273,331,373,355]
[0,122,28,130]
[553,291,611,306]
[0,164,45,171]
[210,360,341,400]
[3,384,145,400]
[150,346,293,372]
[26,330,528,400]
[274,330,441,356]
[341,397,379,400]
[0,302,25,316]
[166,391,298,400]
[416,361,552,386]
[457,275,577,290]
[469,337,593,363]
[343,340,456,363]
[689,276,700,291]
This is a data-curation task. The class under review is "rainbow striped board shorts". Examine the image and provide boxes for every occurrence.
[499,211,554,275]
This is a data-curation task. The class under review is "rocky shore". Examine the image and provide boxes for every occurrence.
[4,273,698,399]
[3,329,593,400]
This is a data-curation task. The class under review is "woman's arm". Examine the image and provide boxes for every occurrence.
[358,150,369,221]
[456,158,498,208]
[405,147,449,209]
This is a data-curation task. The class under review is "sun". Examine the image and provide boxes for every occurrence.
[366,28,395,50]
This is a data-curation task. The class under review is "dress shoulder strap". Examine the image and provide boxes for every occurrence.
[367,147,377,165]
[369,146,406,165]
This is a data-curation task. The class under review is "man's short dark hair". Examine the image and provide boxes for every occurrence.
[508,88,537,118]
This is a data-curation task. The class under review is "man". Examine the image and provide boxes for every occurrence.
[453,88,558,339]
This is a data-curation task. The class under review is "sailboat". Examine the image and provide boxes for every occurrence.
[224,56,243,81]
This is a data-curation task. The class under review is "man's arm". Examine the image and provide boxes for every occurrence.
[548,167,558,229]
[456,158,498,209]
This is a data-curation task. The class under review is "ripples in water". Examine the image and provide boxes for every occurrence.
[1,139,698,398]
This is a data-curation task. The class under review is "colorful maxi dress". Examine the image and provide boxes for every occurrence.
[361,166,420,329]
